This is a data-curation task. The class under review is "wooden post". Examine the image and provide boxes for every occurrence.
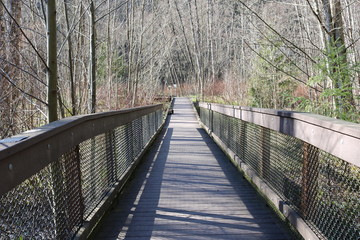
[106,131,115,184]
[209,104,213,132]
[239,121,246,161]
[300,142,319,219]
[64,146,84,235]
[260,127,271,180]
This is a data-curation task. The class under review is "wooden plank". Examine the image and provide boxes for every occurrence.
[93,98,294,240]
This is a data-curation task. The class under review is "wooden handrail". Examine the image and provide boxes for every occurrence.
[0,104,163,196]
[199,102,360,167]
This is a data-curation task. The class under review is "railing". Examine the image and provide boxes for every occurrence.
[0,104,164,239]
[198,102,360,240]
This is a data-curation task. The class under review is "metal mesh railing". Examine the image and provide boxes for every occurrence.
[0,108,163,239]
[200,106,360,240]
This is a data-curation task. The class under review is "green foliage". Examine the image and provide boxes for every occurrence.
[96,43,107,82]
[296,43,360,122]
[112,55,128,81]
[248,37,297,109]
[96,43,128,84]
[308,43,356,89]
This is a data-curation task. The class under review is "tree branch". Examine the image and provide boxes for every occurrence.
[57,2,92,57]
[237,0,317,64]
[244,41,322,92]
[95,0,128,24]
[0,69,48,105]
[249,19,311,78]
[305,0,331,36]
[0,0,48,70]
[0,57,46,86]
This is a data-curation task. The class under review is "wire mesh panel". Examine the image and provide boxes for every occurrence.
[0,149,85,239]
[80,133,113,218]
[0,105,163,239]
[114,124,133,179]
[307,151,360,239]
[52,148,84,239]
[200,106,360,240]
[132,118,143,158]
[142,114,150,145]
[0,166,56,239]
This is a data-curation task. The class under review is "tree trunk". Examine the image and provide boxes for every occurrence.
[132,0,146,107]
[174,0,196,78]
[107,0,113,109]
[64,0,76,115]
[126,0,135,96]
[321,0,332,42]
[0,3,3,41]
[331,0,355,111]
[89,0,96,113]
[188,0,203,100]
[0,2,6,137]
[8,0,21,78]
[47,0,58,122]
[75,3,86,114]
[207,0,215,89]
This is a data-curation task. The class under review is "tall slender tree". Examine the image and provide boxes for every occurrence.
[89,0,96,113]
[47,0,58,122]
[63,0,76,116]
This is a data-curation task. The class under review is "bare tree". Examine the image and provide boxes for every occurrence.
[89,0,96,113]
[63,0,76,115]
[47,0,58,122]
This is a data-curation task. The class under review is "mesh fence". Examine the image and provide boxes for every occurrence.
[0,109,163,240]
[200,107,360,240]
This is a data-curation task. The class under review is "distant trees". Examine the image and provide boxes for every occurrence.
[0,0,359,139]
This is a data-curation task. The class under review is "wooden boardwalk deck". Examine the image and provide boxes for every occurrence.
[93,97,293,240]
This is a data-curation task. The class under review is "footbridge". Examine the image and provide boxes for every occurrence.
[0,98,359,240]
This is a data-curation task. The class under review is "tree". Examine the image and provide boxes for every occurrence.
[89,0,96,113]
[47,0,58,122]
[306,0,357,118]
[249,37,297,109]
[63,0,76,116]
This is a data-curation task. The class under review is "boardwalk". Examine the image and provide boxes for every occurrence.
[93,98,293,240]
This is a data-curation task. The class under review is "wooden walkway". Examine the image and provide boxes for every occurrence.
[93,97,293,240]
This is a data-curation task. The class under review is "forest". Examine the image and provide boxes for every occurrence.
[0,0,359,139]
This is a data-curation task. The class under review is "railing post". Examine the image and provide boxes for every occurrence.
[301,142,319,219]
[239,121,246,161]
[64,146,84,235]
[209,103,213,132]
[139,117,144,151]
[260,127,271,180]
[159,109,163,127]
[51,158,66,239]
[126,122,134,164]
[90,137,96,202]
[106,130,115,184]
